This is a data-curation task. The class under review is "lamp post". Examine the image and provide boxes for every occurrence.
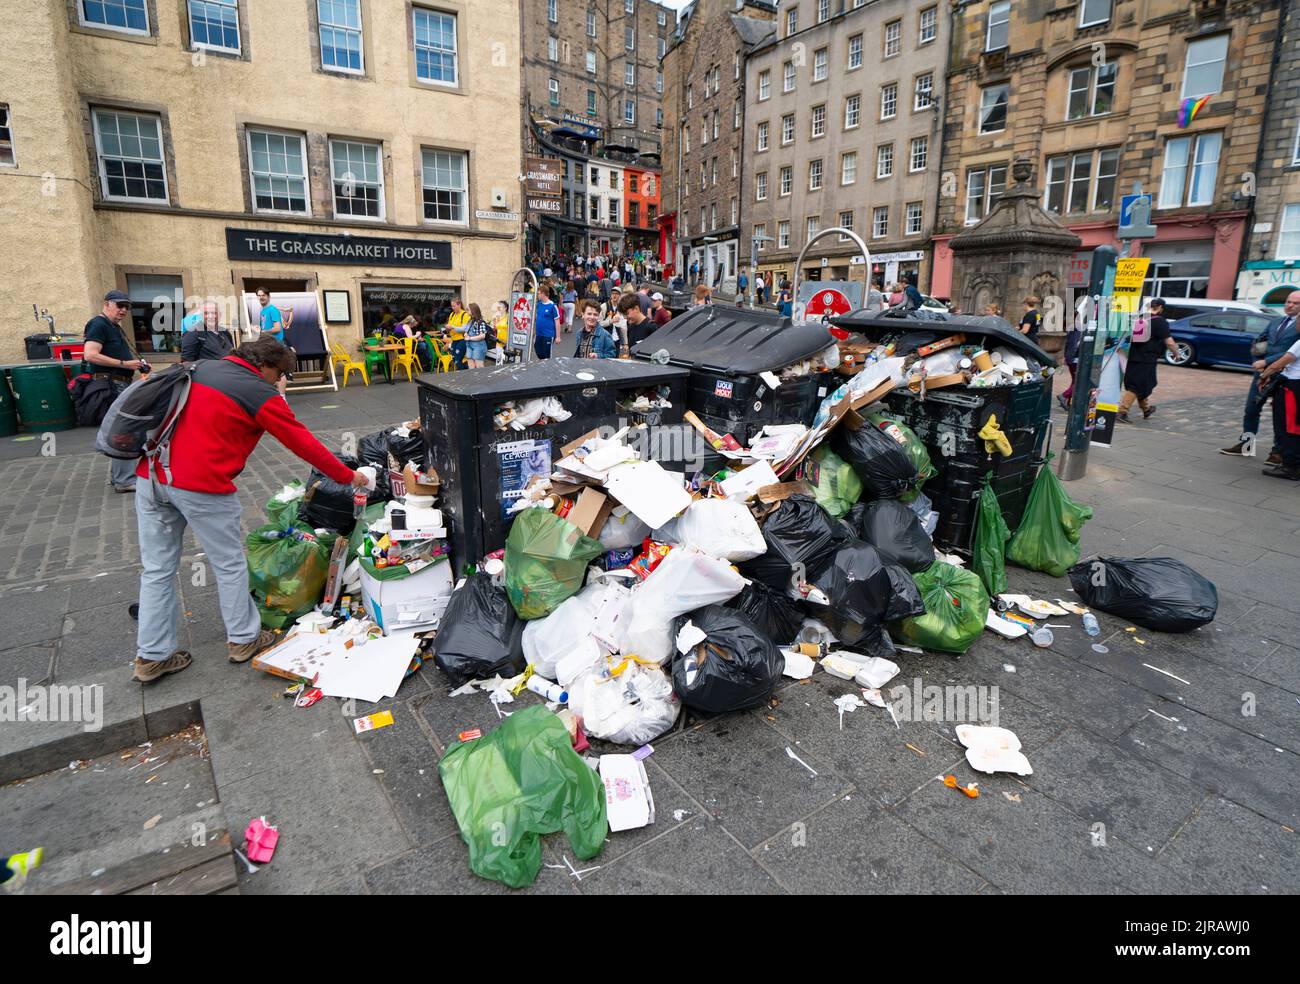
[750,234,774,308]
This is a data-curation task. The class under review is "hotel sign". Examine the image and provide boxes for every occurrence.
[225,228,452,268]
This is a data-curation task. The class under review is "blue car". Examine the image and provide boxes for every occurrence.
[1164,308,1278,369]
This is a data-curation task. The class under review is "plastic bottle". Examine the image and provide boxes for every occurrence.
[1082,613,1100,637]
[526,675,568,704]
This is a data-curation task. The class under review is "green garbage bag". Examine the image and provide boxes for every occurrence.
[971,475,1011,596]
[894,561,990,654]
[504,509,605,620]
[439,705,607,888]
[347,501,387,563]
[246,490,336,627]
[865,412,937,496]
[1006,454,1094,577]
[804,445,862,518]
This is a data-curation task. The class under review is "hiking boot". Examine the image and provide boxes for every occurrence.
[1142,404,1157,419]
[1267,451,1283,466]
[133,651,193,683]
[1219,442,1247,456]
[228,629,277,664]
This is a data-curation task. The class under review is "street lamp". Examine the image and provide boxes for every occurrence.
[750,234,774,308]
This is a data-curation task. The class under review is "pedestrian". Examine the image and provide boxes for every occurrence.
[574,299,617,359]
[619,291,656,352]
[1058,302,1084,411]
[755,273,766,305]
[693,284,713,307]
[562,280,578,333]
[636,284,653,316]
[651,292,673,327]
[130,336,368,682]
[255,287,287,342]
[1118,298,1179,423]
[888,282,905,307]
[904,275,925,310]
[82,289,151,492]
[737,268,749,300]
[1019,295,1041,341]
[1221,289,1300,463]
[533,284,559,360]
[463,303,489,368]
[446,297,470,369]
[490,299,510,364]
[1256,330,1300,480]
[778,285,793,318]
[180,301,234,362]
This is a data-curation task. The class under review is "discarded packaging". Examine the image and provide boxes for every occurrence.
[956,724,1033,776]
[599,754,656,832]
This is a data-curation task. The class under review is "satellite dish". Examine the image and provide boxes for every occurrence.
[651,349,671,365]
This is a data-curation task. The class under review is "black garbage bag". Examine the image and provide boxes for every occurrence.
[671,605,785,713]
[433,574,527,684]
[808,540,925,655]
[386,427,425,469]
[831,421,918,500]
[300,454,389,535]
[1068,557,1218,633]
[726,579,805,646]
[858,499,935,573]
[739,495,840,590]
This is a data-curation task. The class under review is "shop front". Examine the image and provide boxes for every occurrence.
[686,231,738,289]
[867,250,925,292]
[1236,260,1300,309]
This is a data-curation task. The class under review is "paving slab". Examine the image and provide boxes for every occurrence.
[1155,796,1300,895]
[0,583,70,648]
[353,696,454,848]
[363,836,580,895]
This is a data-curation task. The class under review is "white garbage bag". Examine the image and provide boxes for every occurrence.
[656,498,766,561]
[598,505,651,550]
[624,547,748,664]
[522,592,597,679]
[568,658,680,745]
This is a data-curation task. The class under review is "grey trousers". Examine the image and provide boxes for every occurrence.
[134,478,261,661]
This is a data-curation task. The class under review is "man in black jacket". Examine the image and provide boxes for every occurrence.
[180,302,235,362]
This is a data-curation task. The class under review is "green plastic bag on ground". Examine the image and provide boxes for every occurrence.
[439,705,607,888]
[894,561,990,654]
[972,475,1011,596]
[865,412,937,498]
[246,490,336,626]
[1006,454,1094,577]
[805,445,862,518]
[505,509,605,620]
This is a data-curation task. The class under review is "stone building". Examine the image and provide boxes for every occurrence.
[661,0,777,286]
[0,0,522,363]
[933,0,1282,304]
[742,0,949,293]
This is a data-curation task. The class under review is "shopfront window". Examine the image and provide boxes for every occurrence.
[362,284,458,335]
[126,273,184,354]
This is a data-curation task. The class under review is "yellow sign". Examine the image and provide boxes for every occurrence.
[1113,257,1151,292]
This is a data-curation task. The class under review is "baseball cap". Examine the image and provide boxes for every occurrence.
[104,289,130,303]
[652,292,665,301]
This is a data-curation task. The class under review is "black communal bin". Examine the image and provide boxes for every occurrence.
[832,312,1057,556]
[417,357,690,571]
[631,304,835,451]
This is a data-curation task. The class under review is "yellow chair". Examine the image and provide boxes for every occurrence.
[392,335,424,382]
[330,341,369,387]
[427,336,455,374]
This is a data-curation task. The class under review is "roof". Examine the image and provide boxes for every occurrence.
[730,13,777,49]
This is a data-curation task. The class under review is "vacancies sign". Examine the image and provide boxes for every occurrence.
[225,228,452,268]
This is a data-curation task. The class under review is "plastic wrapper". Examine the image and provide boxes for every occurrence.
[300,454,388,535]
[246,493,336,627]
[432,574,526,684]
[857,499,935,573]
[567,656,681,745]
[670,606,785,713]
[738,495,840,589]
[1006,454,1093,577]
[726,579,806,647]
[598,506,651,550]
[624,547,748,664]
[808,541,925,657]
[801,445,863,519]
[972,476,1011,596]
[656,498,766,561]
[1068,556,1217,633]
[831,420,918,500]
[504,509,605,620]
[438,705,607,888]
[894,561,990,654]
[522,592,599,680]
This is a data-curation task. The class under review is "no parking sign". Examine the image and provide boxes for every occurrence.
[793,281,861,327]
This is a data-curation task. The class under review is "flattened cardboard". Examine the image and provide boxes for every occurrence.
[568,487,615,539]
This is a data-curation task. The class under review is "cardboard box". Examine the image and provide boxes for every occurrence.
[599,754,655,832]
[403,462,440,496]
[567,487,615,539]
[360,559,454,633]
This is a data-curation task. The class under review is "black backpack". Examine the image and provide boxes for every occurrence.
[95,364,198,481]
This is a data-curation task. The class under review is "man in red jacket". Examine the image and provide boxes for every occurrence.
[131,336,366,683]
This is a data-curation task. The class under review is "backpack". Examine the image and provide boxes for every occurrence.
[95,364,198,483]
[1131,316,1151,344]
[67,373,118,427]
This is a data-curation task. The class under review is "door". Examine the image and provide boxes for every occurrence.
[1187,312,1249,365]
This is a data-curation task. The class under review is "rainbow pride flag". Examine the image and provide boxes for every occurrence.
[1178,95,1212,128]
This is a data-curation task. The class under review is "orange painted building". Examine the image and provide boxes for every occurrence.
[623,166,662,257]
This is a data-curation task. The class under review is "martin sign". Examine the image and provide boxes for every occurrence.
[225,228,452,268]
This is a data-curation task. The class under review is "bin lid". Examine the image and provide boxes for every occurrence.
[414,357,689,399]
[630,305,834,374]
[829,311,1058,367]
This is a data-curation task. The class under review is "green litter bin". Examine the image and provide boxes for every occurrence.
[11,364,76,432]
[0,372,18,437]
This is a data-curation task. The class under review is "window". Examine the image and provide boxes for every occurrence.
[421,148,467,223]
[587,50,597,73]
[548,37,558,61]
[872,205,888,238]
[844,94,860,129]
[1079,0,1112,28]
[754,223,767,249]
[1044,149,1118,214]
[756,172,768,200]
[713,109,720,139]
[624,98,636,124]
[1294,123,1300,165]
[1093,148,1119,211]
[625,25,635,49]
[1067,62,1117,119]
[318,0,363,73]
[818,0,830,23]
[549,78,560,105]
[910,135,928,172]
[711,157,718,185]
[656,107,663,127]
[591,167,600,186]
[414,8,458,86]
[658,37,666,58]
[548,0,557,23]
[759,70,771,100]
[647,204,656,223]
[79,0,148,34]
[813,49,828,82]
[884,20,901,58]
[731,197,737,225]
[905,201,923,235]
[0,104,13,166]
[588,89,598,114]
[658,9,667,27]
[914,73,934,111]
[848,34,862,70]
[986,1,1010,52]
[659,71,666,95]
[687,85,693,109]
[188,0,239,53]
[782,114,795,144]
[330,138,383,219]
[780,165,793,196]
[587,9,596,38]
[807,215,820,241]
[877,143,893,178]
[93,109,167,203]
[683,125,689,153]
[979,84,1008,133]
[591,196,601,221]
[881,82,897,120]
[838,211,854,240]
[786,7,798,36]
[610,199,620,225]
[247,128,307,214]
[710,203,717,228]
[625,0,634,13]
[1278,204,1300,260]
[757,121,769,151]
[841,151,857,185]
[965,164,1006,223]
[784,61,796,92]
[734,99,740,128]
[629,173,639,194]
[809,158,823,191]
[625,61,635,86]
[1159,132,1221,208]
[919,6,937,44]
[1182,35,1228,100]
[735,53,741,80]
[811,105,826,138]
[778,220,790,248]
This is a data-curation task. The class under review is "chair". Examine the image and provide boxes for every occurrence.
[362,335,390,383]
[330,341,369,387]
[427,336,455,374]
[392,335,425,381]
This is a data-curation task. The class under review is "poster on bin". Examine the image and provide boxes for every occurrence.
[793,281,860,326]
[509,291,534,351]
[498,439,552,521]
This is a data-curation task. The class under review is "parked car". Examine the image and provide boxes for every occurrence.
[1156,298,1271,323]
[1165,305,1277,368]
